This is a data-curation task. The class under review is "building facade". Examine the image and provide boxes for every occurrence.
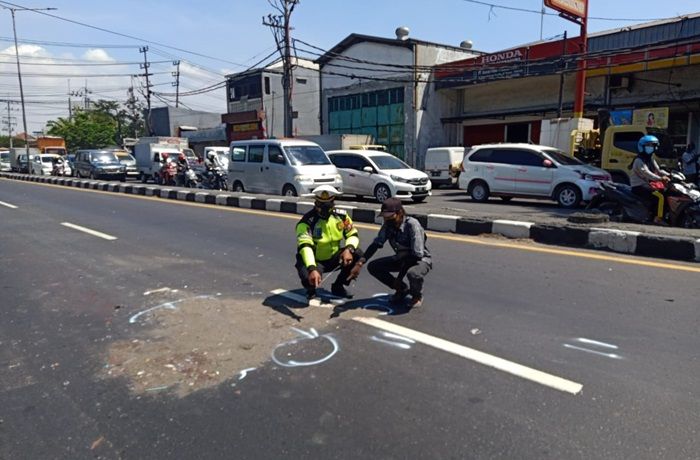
[317,32,481,168]
[223,59,320,142]
[433,14,700,154]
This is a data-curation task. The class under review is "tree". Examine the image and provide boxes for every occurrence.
[47,108,117,151]
[0,136,25,149]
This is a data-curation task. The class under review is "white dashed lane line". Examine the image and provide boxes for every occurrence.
[0,200,18,209]
[60,222,118,241]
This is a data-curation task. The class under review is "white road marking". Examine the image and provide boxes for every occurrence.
[271,289,336,308]
[370,336,412,350]
[143,287,172,296]
[60,222,117,241]
[0,200,18,209]
[563,344,622,360]
[575,338,618,349]
[353,317,583,395]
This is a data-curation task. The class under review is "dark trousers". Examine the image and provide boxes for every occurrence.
[367,256,431,298]
[295,252,359,292]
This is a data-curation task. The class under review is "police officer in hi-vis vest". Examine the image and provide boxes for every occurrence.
[295,185,362,300]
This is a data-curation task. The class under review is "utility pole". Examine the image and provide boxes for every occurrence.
[67,79,72,120]
[263,0,299,137]
[139,46,153,135]
[82,79,91,110]
[1,4,57,174]
[172,60,181,108]
[3,100,17,148]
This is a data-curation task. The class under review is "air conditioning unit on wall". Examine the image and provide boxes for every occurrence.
[609,75,631,90]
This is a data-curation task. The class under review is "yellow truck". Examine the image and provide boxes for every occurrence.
[36,136,67,156]
[570,125,679,184]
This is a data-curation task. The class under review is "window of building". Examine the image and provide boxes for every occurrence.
[264,77,271,95]
[296,77,307,84]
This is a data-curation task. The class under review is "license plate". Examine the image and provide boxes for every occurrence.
[431,171,441,177]
[416,187,425,192]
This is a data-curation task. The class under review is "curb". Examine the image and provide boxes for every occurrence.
[2,172,699,263]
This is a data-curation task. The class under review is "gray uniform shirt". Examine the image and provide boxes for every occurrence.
[371,216,431,263]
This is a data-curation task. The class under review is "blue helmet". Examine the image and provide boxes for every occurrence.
[637,135,659,154]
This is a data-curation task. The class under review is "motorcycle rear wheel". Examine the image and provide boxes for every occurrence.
[680,212,700,229]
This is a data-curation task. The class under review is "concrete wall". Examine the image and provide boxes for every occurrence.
[150,107,222,136]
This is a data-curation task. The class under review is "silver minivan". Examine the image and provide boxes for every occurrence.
[227,139,342,196]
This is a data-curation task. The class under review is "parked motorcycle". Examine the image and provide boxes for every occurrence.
[587,172,700,228]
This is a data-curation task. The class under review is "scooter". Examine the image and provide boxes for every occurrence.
[159,159,178,185]
[204,166,228,191]
[51,159,67,176]
[587,172,700,228]
[179,166,200,188]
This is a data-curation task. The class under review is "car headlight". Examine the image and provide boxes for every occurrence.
[334,174,342,182]
[294,175,314,183]
[390,175,408,183]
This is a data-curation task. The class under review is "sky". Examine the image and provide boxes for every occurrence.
[0,0,698,134]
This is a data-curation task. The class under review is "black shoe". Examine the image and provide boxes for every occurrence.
[331,283,353,299]
[409,296,423,308]
[390,289,408,304]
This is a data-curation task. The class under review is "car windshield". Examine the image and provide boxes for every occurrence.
[542,149,584,166]
[369,155,410,170]
[41,157,55,163]
[92,152,119,163]
[285,146,331,166]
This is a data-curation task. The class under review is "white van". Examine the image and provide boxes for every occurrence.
[228,139,342,197]
[424,147,465,187]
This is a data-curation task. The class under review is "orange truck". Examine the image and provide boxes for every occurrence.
[36,136,67,156]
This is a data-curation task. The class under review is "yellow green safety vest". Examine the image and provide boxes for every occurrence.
[296,209,360,269]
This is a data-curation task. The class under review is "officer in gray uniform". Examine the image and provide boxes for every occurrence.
[350,198,431,308]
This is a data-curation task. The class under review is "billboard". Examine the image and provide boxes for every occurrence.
[544,0,587,19]
[632,107,669,129]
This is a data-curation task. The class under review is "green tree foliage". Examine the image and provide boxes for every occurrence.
[0,136,26,149]
[45,96,146,151]
[46,108,117,151]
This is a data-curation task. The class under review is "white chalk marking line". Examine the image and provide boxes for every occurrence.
[575,338,618,349]
[60,222,117,241]
[353,317,582,395]
[563,344,622,360]
[0,200,18,209]
[370,336,411,350]
[143,287,172,296]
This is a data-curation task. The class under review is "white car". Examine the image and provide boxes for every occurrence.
[31,154,59,175]
[0,150,10,172]
[458,143,612,208]
[328,150,432,202]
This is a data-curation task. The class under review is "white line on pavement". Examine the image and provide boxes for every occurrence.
[0,200,18,209]
[353,317,583,395]
[60,222,117,241]
[575,338,618,349]
[563,344,622,360]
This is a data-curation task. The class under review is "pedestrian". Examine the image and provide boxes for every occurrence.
[295,185,362,300]
[349,198,431,308]
[681,141,698,185]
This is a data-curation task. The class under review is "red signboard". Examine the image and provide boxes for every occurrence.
[544,0,586,19]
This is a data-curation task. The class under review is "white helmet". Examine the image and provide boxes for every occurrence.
[306,185,341,202]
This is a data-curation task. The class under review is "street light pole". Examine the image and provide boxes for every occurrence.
[2,5,56,174]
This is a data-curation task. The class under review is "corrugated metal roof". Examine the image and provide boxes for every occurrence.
[589,14,700,52]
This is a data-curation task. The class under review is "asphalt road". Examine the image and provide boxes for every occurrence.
[1,179,699,459]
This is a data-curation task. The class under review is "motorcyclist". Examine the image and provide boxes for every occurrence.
[630,135,670,225]
[159,152,176,185]
[176,152,188,186]
[295,185,362,300]
[681,141,698,186]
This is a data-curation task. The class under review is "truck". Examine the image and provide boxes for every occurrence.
[570,124,679,185]
[133,137,190,184]
[296,134,376,152]
[35,136,67,156]
[9,147,40,173]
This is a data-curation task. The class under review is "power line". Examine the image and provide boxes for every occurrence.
[458,0,675,22]
[0,35,139,48]
[0,0,248,68]
[0,59,171,66]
